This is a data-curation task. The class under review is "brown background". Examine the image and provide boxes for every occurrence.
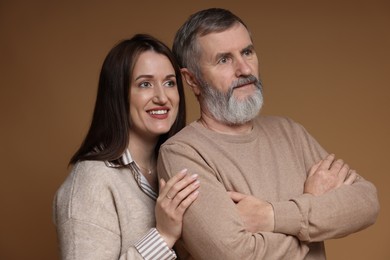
[1,1,389,259]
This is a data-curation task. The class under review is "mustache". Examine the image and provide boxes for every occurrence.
[230,75,262,90]
[231,75,262,90]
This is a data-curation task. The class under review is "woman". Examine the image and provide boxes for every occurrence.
[53,34,199,260]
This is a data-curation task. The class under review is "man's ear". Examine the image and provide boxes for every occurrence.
[181,68,201,96]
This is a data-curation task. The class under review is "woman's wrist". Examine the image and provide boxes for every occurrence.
[134,228,177,259]
[156,227,176,249]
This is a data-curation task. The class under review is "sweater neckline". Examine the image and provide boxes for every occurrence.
[191,120,258,143]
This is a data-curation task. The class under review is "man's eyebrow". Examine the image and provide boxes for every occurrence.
[215,51,231,62]
[242,44,255,53]
[214,44,255,61]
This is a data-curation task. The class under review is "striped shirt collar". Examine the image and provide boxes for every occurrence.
[104,149,158,200]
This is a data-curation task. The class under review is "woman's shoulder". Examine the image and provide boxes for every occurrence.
[53,160,126,236]
[56,160,123,198]
[58,161,109,191]
[53,160,125,224]
[74,160,117,180]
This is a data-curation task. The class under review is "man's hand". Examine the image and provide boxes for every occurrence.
[304,154,358,196]
[228,191,274,233]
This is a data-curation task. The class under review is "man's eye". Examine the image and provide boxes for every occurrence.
[218,57,229,64]
[243,49,253,56]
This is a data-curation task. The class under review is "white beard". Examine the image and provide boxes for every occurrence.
[201,75,264,125]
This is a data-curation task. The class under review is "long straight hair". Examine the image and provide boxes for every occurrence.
[70,34,186,165]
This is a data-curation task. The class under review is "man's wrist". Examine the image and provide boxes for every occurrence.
[270,199,303,236]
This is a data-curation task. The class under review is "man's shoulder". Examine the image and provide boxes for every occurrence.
[256,115,309,140]
[164,121,201,144]
[256,115,298,128]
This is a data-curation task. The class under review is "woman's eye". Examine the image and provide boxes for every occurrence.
[139,82,151,88]
[165,80,176,87]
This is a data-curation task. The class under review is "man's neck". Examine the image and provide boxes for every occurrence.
[198,112,253,135]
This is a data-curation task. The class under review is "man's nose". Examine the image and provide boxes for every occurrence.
[235,57,252,77]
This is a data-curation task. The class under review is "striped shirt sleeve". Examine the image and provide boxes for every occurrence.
[135,228,177,260]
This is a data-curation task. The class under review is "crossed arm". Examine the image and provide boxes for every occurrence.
[230,154,379,242]
[158,145,310,260]
[157,118,379,258]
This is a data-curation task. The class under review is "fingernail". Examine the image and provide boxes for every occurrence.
[178,169,187,176]
[191,173,198,179]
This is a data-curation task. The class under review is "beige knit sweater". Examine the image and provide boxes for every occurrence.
[53,160,159,259]
[158,116,379,260]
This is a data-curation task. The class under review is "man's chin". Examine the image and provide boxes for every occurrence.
[232,88,257,100]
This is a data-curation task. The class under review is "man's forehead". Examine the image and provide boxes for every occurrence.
[197,25,253,58]
[200,36,254,63]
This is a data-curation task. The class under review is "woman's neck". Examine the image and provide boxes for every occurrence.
[128,130,159,190]
[128,132,157,168]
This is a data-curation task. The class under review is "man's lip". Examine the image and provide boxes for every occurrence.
[233,81,255,89]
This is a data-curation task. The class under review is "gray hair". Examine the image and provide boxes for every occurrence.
[201,75,264,125]
[172,8,250,81]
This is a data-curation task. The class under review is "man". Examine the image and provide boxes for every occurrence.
[157,8,379,259]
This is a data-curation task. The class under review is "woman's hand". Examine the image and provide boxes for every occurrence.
[155,169,199,248]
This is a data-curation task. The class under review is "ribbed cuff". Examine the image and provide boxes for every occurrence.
[135,228,177,260]
[271,200,302,236]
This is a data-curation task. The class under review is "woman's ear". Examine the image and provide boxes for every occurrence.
[181,68,201,96]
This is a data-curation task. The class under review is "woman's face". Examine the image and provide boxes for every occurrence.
[129,50,180,139]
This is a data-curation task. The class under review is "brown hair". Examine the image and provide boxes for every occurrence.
[70,34,186,164]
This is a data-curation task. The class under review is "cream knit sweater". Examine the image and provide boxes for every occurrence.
[53,160,174,259]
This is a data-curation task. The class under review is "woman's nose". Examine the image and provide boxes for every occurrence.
[153,85,168,104]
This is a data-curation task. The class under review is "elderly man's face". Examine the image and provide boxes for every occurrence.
[196,23,263,125]
[197,23,260,100]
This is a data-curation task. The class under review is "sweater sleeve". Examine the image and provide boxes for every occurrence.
[158,143,309,260]
[272,120,380,242]
[55,219,176,260]
[55,218,144,260]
